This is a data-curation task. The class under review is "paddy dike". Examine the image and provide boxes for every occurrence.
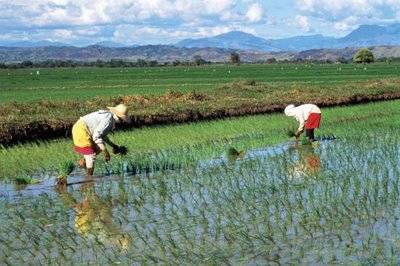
[1,79,400,146]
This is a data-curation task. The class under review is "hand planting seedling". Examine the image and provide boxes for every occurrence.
[284,104,321,142]
[71,104,131,176]
[56,160,75,186]
[112,145,128,156]
[227,147,245,161]
[286,127,297,138]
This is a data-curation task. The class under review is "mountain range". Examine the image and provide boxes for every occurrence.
[175,23,400,51]
[1,23,400,52]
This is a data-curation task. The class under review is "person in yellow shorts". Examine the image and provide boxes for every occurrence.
[72,104,130,176]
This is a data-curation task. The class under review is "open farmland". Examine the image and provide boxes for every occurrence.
[1,63,400,102]
[1,63,400,264]
[2,100,400,263]
[1,63,400,146]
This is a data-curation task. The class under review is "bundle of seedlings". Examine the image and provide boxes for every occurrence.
[56,161,75,186]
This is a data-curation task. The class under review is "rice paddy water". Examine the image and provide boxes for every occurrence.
[1,130,400,264]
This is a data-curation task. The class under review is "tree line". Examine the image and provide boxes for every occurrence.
[0,59,169,69]
[0,49,399,69]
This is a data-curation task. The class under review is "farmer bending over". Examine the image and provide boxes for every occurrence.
[284,104,321,141]
[72,104,130,176]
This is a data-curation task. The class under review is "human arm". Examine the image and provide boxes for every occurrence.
[103,135,128,155]
[295,128,304,139]
[295,115,305,139]
[92,117,114,161]
[103,135,117,150]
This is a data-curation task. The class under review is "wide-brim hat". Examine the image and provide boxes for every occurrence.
[108,104,131,123]
[284,104,295,116]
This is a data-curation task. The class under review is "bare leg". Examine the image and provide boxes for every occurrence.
[306,129,315,141]
[84,153,96,176]
[78,158,86,168]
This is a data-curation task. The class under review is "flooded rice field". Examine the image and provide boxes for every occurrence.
[1,135,400,264]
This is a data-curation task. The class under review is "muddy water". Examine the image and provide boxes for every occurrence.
[1,137,399,264]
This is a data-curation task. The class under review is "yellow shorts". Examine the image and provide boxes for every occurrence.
[72,119,95,154]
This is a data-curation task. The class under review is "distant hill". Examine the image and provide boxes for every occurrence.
[176,31,277,51]
[339,23,400,47]
[0,45,241,63]
[175,23,400,51]
[1,44,400,63]
[269,35,337,51]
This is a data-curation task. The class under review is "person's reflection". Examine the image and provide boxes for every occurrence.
[290,144,321,178]
[56,178,130,250]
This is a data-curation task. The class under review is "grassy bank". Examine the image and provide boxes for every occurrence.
[2,99,400,180]
[2,79,400,145]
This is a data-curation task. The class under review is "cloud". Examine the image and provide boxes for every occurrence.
[334,16,359,31]
[0,0,242,29]
[53,29,73,39]
[297,0,400,21]
[245,3,264,22]
[0,0,270,44]
[295,15,310,31]
[295,0,400,36]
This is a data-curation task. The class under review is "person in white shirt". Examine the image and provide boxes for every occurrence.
[284,104,321,142]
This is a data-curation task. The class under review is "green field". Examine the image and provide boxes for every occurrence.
[2,64,400,263]
[1,63,399,102]
[2,63,400,146]
[2,100,400,264]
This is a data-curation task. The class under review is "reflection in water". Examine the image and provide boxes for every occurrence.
[56,179,130,250]
[290,144,321,178]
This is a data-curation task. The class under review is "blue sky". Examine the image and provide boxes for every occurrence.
[0,0,399,46]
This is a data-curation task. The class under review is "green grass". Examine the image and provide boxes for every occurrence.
[1,63,399,102]
[1,99,400,180]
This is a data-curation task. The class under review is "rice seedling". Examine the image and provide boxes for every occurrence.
[285,127,297,137]
[15,174,39,185]
[56,160,75,186]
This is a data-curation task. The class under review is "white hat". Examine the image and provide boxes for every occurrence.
[284,104,295,116]
[107,104,131,123]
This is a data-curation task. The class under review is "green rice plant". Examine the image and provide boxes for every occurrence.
[15,173,39,185]
[286,127,297,137]
[58,160,75,177]
[56,160,75,186]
